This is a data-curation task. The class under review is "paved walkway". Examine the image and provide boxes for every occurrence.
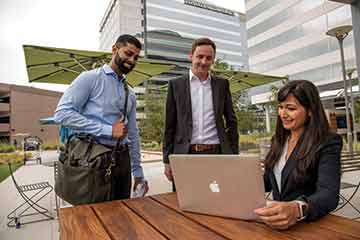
[0,150,171,240]
[0,151,359,240]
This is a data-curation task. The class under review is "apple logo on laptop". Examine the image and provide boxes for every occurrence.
[209,181,220,193]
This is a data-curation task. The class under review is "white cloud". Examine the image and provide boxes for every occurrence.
[0,0,110,87]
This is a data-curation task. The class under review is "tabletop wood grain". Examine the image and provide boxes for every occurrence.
[59,193,360,240]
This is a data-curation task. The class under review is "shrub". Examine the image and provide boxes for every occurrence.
[239,134,272,152]
[42,142,61,150]
[141,141,161,151]
[0,152,32,165]
[0,144,16,153]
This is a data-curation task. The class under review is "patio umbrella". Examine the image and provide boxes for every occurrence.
[158,68,287,94]
[39,117,56,125]
[39,117,71,143]
[13,133,30,137]
[211,69,287,93]
[23,45,176,86]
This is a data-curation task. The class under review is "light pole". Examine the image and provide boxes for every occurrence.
[326,25,353,154]
[142,0,148,58]
[347,68,358,147]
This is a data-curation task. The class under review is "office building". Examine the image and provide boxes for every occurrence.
[0,83,62,143]
[99,0,248,69]
[246,0,356,91]
[246,0,360,135]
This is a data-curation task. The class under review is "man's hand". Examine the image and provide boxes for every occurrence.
[133,177,149,196]
[164,163,173,182]
[254,200,300,230]
[112,118,128,139]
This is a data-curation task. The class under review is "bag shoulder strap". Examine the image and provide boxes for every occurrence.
[123,82,129,120]
[114,82,129,149]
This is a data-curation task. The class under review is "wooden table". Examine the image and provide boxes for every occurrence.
[59,193,360,240]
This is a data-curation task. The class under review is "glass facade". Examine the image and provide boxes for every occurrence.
[99,0,144,51]
[246,0,355,87]
[146,0,247,68]
[99,0,248,69]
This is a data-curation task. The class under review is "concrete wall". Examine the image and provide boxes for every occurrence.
[8,85,62,144]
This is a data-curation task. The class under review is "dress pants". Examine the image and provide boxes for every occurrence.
[110,147,132,200]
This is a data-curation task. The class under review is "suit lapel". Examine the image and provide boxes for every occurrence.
[211,75,219,118]
[183,73,192,123]
[280,135,304,192]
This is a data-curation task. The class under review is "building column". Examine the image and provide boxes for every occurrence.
[265,105,271,133]
[352,2,360,76]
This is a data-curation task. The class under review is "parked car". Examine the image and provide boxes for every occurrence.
[24,136,42,151]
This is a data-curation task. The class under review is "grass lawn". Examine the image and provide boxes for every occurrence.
[0,162,23,183]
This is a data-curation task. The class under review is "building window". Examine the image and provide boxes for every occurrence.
[141,20,144,27]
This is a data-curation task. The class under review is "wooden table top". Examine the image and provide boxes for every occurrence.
[59,192,360,240]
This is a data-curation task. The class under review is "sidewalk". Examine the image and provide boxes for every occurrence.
[141,151,162,163]
[0,162,58,240]
[0,150,171,240]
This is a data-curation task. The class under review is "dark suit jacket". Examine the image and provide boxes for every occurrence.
[163,73,239,163]
[264,133,343,221]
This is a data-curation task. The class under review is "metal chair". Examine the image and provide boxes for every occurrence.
[333,152,360,219]
[7,163,54,227]
[54,161,60,218]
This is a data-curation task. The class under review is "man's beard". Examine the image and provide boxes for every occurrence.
[115,53,135,74]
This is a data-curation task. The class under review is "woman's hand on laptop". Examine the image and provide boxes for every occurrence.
[254,200,299,230]
[164,163,173,181]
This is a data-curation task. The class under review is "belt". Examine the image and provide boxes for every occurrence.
[190,144,220,152]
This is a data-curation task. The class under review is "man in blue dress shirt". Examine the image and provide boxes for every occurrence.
[54,34,148,200]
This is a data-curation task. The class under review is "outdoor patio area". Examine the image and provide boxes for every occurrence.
[0,150,170,240]
[0,150,359,240]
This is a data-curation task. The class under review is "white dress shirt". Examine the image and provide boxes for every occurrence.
[189,70,220,144]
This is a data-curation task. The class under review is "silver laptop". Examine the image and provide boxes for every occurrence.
[169,154,266,220]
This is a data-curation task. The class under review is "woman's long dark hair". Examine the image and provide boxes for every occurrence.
[265,80,330,180]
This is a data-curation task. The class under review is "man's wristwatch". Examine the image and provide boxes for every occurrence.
[295,200,308,221]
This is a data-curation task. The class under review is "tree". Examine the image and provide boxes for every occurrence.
[138,90,166,146]
[213,58,230,70]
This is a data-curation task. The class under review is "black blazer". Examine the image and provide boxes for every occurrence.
[163,73,239,163]
[264,133,343,221]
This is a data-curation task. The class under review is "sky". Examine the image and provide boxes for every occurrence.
[0,0,245,92]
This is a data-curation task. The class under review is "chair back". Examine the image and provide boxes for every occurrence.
[7,163,22,192]
[341,152,360,174]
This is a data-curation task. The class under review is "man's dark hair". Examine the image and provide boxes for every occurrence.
[191,38,216,54]
[115,34,142,50]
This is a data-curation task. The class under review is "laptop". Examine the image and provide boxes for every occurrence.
[169,154,266,220]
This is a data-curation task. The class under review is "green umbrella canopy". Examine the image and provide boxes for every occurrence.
[211,69,287,93]
[23,45,176,86]
[158,68,287,93]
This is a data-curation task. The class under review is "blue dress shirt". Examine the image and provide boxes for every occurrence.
[54,64,143,178]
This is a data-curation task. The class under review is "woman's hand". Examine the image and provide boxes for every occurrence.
[254,200,300,230]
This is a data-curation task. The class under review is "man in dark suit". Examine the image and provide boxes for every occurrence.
[163,38,239,188]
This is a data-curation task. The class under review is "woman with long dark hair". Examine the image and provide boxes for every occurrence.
[254,80,342,229]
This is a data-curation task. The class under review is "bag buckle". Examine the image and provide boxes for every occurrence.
[105,163,115,177]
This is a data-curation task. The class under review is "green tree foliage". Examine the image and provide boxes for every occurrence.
[213,58,230,70]
[355,100,360,124]
[138,90,166,145]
